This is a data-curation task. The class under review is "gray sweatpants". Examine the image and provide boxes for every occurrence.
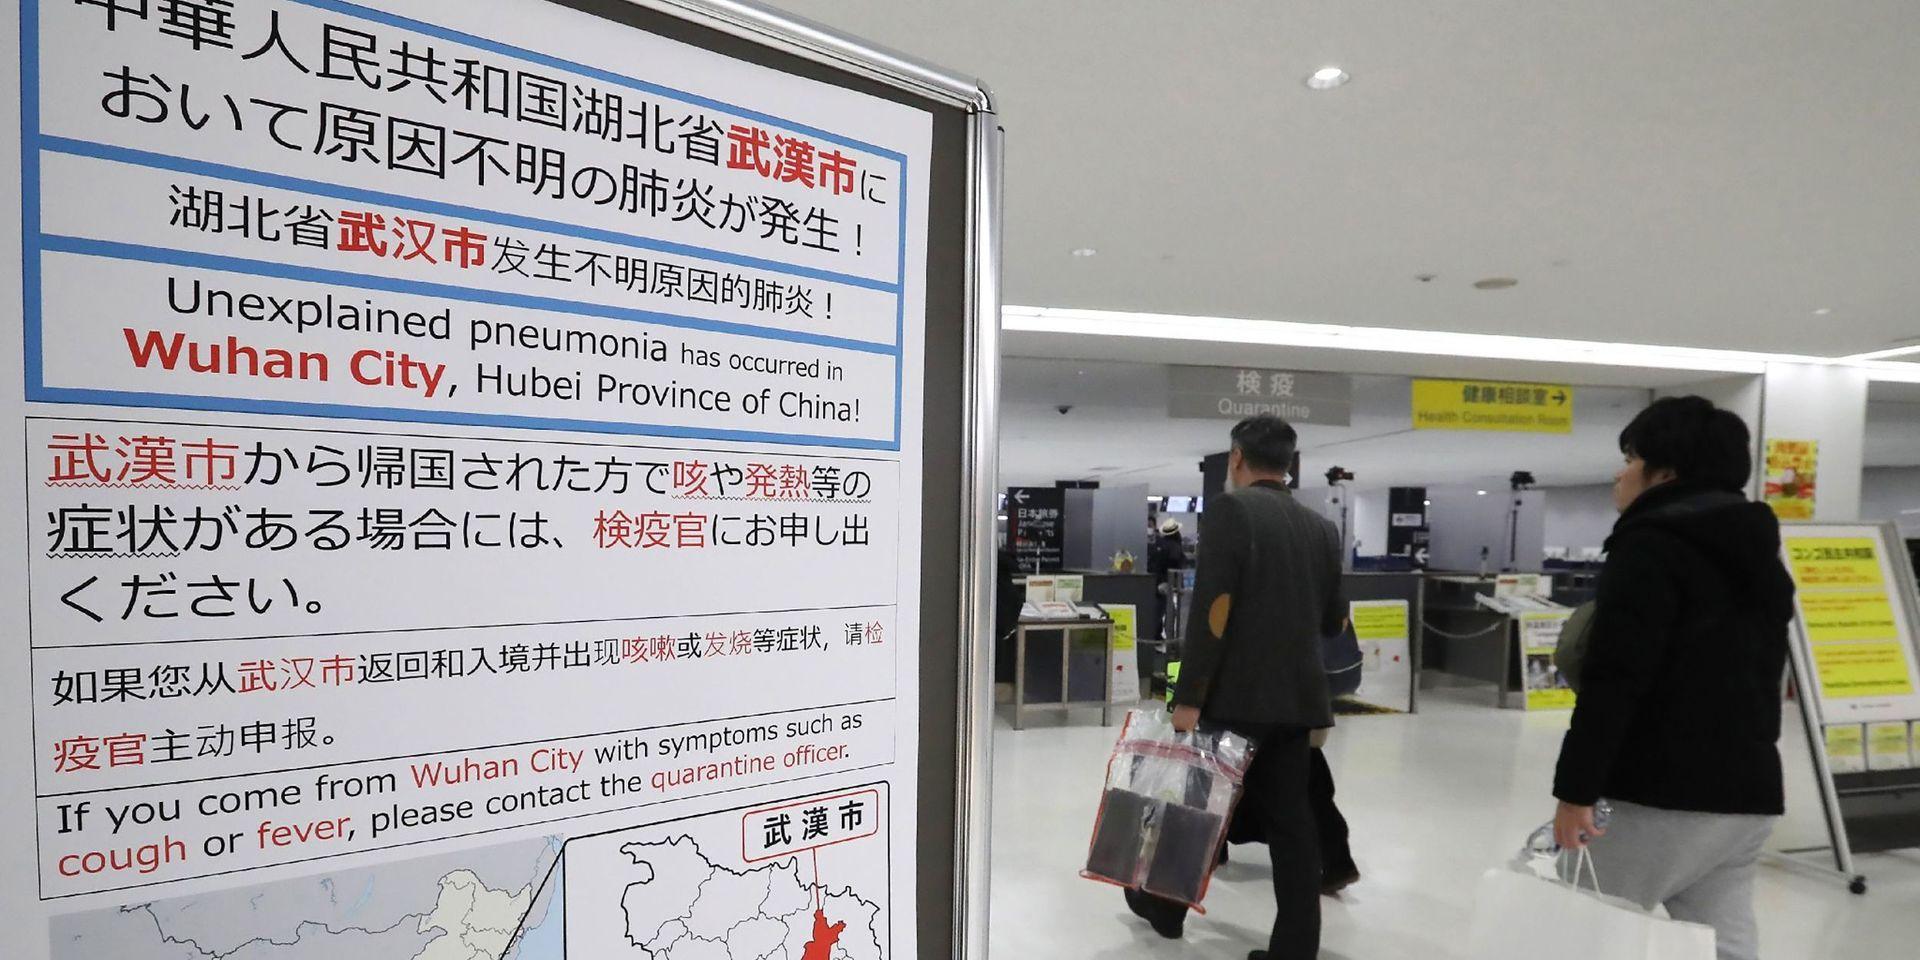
[1562,799,1776,960]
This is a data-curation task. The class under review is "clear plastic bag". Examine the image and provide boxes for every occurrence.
[1081,708,1255,908]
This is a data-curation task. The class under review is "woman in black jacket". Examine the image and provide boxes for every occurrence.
[1551,396,1795,960]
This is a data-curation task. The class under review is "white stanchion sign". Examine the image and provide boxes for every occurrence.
[2,2,932,959]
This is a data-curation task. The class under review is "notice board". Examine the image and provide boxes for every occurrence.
[1780,523,1920,879]
[1,2,1001,958]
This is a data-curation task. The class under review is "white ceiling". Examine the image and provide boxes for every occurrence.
[1001,358,1920,494]
[781,0,1920,356]
[1000,358,1655,492]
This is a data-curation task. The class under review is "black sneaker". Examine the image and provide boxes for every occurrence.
[1321,863,1362,897]
[1123,887,1186,939]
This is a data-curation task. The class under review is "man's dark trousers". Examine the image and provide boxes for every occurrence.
[1135,725,1319,959]
[1242,725,1319,960]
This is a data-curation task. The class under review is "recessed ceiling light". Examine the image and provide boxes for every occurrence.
[1476,490,1489,496]
[1473,277,1519,290]
[1305,66,1350,91]
[1812,308,1832,316]
[1071,247,1097,258]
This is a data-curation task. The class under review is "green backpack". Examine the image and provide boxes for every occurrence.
[1555,601,1599,693]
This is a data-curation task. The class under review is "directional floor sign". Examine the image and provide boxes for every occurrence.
[1412,379,1575,434]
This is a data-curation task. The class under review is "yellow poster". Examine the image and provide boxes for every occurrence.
[1352,601,1410,641]
[1349,600,1414,713]
[1101,604,1140,704]
[1800,593,1899,643]
[1786,538,1882,590]
[1519,611,1577,710]
[1825,724,1867,774]
[1763,439,1818,520]
[1783,532,1920,704]
[1866,721,1915,771]
[1411,379,1574,434]
[1103,604,1138,651]
[1812,641,1916,698]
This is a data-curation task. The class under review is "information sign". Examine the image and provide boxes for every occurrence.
[1167,366,1353,426]
[1349,599,1412,713]
[1518,611,1576,710]
[1411,378,1573,434]
[1007,486,1065,572]
[1783,533,1920,719]
[0,2,989,958]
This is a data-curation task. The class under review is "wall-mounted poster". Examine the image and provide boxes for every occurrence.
[1764,439,1819,520]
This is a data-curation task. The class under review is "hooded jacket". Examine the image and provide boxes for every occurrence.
[1552,482,1797,815]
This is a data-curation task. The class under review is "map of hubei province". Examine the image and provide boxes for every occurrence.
[48,835,568,960]
[565,786,890,960]
[616,836,882,960]
[47,787,889,960]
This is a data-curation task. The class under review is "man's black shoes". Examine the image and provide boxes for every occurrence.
[1123,887,1186,939]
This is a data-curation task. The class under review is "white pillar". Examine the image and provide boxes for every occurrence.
[1758,362,1869,521]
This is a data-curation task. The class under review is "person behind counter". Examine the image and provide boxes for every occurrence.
[1148,518,1189,643]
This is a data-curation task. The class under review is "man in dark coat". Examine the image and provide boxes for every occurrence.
[1124,416,1345,960]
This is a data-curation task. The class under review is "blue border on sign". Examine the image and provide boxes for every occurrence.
[41,235,897,358]
[20,0,910,452]
[43,137,902,298]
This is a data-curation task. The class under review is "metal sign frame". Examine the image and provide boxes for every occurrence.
[1779,521,1920,896]
[631,5,1002,951]
[635,4,1003,952]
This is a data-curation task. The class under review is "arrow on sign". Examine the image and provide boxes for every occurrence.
[1013,490,1030,504]
[62,576,102,623]
[1552,390,1568,406]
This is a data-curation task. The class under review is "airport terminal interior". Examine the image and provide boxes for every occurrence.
[780,2,1920,957]
[5,3,1920,960]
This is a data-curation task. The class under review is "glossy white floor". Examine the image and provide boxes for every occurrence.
[986,686,1920,960]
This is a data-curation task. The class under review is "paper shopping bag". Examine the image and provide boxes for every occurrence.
[1466,863,1716,960]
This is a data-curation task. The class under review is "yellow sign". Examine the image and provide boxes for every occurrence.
[1782,533,1920,701]
[1411,379,1573,434]
[1104,604,1138,651]
[1801,593,1898,643]
[1826,724,1867,773]
[1352,601,1409,641]
[1867,721,1915,771]
[1519,611,1577,710]
[1786,538,1882,590]
[1763,439,1818,520]
[1812,641,1916,698]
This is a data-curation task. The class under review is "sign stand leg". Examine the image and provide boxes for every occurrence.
[1785,621,1866,893]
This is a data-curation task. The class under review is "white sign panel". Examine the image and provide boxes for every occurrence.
[1348,599,1413,713]
[3,3,931,960]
